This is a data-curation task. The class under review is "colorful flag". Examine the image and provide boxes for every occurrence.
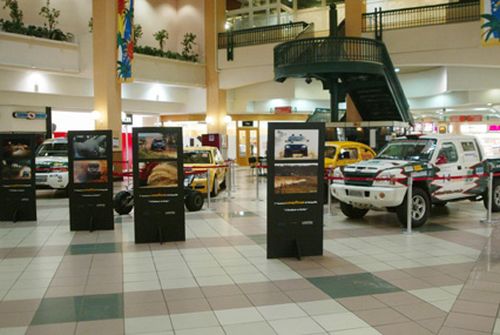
[481,0,500,46]
[117,0,134,81]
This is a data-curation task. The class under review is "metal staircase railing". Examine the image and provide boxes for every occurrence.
[363,0,480,32]
[218,21,311,49]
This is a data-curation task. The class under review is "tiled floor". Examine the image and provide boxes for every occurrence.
[1,169,500,334]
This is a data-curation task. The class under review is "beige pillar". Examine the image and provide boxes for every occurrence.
[205,0,227,135]
[92,0,122,171]
[345,0,364,122]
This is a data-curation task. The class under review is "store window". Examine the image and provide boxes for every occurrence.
[437,142,458,164]
[339,148,358,160]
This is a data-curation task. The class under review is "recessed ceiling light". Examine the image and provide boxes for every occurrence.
[395,68,400,73]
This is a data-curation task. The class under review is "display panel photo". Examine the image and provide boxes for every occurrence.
[73,160,108,184]
[274,129,319,160]
[73,135,108,159]
[274,163,318,194]
[138,132,177,159]
[138,161,178,188]
[2,138,32,159]
[1,160,31,180]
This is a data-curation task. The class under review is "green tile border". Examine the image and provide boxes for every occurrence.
[68,243,121,255]
[31,293,123,325]
[308,273,402,299]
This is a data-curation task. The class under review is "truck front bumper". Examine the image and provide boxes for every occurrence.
[36,172,68,189]
[331,183,406,209]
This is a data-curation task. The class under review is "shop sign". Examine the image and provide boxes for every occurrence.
[242,121,254,127]
[449,115,483,122]
[122,113,133,125]
[12,112,46,120]
[489,125,500,131]
[274,106,292,114]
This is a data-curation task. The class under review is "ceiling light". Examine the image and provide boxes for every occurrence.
[395,68,400,73]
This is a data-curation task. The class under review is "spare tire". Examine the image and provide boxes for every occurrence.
[114,190,134,215]
[185,191,204,212]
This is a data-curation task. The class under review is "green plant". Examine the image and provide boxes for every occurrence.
[181,32,198,62]
[39,0,60,37]
[133,23,142,45]
[153,29,168,51]
[2,0,23,27]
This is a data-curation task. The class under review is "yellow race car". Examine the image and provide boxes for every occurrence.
[325,141,376,170]
[183,146,227,196]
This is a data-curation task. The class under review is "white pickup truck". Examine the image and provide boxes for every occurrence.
[331,134,500,227]
[35,138,69,190]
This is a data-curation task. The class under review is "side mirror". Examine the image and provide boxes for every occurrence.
[436,154,448,165]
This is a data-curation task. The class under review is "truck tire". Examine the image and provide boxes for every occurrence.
[210,176,219,197]
[340,202,369,219]
[396,187,430,227]
[185,191,204,211]
[483,179,500,212]
[220,176,227,190]
[114,190,134,215]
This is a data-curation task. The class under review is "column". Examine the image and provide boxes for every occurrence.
[344,0,364,122]
[92,0,122,172]
[205,0,228,136]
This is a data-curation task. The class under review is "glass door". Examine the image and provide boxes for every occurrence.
[236,127,260,166]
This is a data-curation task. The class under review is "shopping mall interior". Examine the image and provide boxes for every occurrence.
[1,0,500,334]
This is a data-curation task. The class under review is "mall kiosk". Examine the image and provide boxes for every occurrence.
[132,127,185,244]
[267,123,325,259]
[68,130,114,231]
[0,133,37,222]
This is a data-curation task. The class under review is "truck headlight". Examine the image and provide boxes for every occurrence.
[374,171,398,186]
[332,168,344,184]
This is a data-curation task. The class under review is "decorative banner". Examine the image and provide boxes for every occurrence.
[117,0,134,82]
[481,0,500,46]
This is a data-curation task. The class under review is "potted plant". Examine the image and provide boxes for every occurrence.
[153,29,168,51]
[181,32,198,62]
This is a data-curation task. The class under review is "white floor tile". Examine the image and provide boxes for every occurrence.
[257,303,307,320]
[223,321,277,335]
[215,307,264,325]
[171,311,219,330]
[299,300,348,316]
[269,317,324,335]
[125,316,172,334]
[313,313,369,332]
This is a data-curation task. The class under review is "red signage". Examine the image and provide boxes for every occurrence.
[274,106,292,114]
[449,115,483,122]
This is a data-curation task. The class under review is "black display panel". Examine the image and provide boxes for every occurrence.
[133,127,185,244]
[267,123,325,259]
[0,133,37,222]
[68,130,114,231]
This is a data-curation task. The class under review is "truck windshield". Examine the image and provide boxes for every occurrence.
[183,151,212,164]
[377,139,436,161]
[325,146,336,159]
[36,143,68,157]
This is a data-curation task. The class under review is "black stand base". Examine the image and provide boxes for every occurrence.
[12,208,19,223]
[294,238,302,261]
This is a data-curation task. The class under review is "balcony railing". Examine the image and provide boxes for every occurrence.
[363,0,480,32]
[218,21,311,49]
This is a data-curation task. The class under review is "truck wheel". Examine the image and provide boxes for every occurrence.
[185,191,204,211]
[114,190,134,215]
[340,202,369,219]
[210,176,219,197]
[220,176,227,190]
[396,187,429,228]
[483,179,500,212]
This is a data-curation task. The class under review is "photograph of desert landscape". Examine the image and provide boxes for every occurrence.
[274,163,318,194]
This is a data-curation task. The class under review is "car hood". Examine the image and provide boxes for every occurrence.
[35,156,68,166]
[343,159,411,174]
